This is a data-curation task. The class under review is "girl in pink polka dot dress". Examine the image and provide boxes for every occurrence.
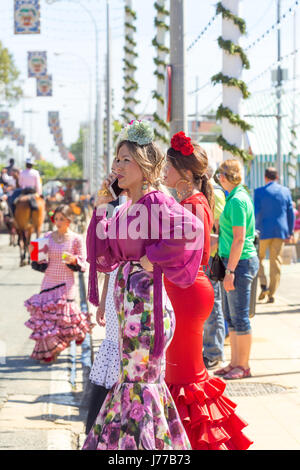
[24,205,93,364]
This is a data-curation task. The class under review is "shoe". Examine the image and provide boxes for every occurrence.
[223,366,251,380]
[214,364,234,376]
[267,296,275,303]
[203,357,221,370]
[258,285,269,301]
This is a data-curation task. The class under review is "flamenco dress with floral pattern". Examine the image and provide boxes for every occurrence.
[83,191,204,450]
[24,231,93,362]
[164,193,253,450]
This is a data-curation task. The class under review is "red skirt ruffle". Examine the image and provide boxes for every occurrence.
[167,376,253,450]
[24,284,94,361]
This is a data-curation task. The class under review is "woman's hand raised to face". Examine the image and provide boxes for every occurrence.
[95,172,116,207]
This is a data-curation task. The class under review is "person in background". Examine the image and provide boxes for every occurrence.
[24,205,93,363]
[17,157,42,213]
[85,159,126,436]
[163,136,253,449]
[254,167,295,303]
[203,161,226,370]
[5,158,17,176]
[214,159,258,380]
[83,121,202,450]
[19,157,42,196]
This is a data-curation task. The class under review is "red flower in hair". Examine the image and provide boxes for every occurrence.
[171,131,194,156]
[49,210,55,224]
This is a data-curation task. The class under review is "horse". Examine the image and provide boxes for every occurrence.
[14,194,45,266]
[0,198,18,246]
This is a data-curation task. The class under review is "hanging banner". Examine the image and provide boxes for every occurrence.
[48,111,59,126]
[0,112,9,127]
[36,75,52,96]
[28,51,47,77]
[17,134,25,147]
[51,124,61,135]
[14,0,41,34]
[3,121,15,136]
[11,128,21,141]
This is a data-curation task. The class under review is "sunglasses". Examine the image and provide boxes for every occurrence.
[213,169,227,186]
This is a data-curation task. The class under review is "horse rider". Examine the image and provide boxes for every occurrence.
[14,157,42,213]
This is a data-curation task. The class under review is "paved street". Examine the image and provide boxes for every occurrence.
[0,233,300,450]
[0,234,93,450]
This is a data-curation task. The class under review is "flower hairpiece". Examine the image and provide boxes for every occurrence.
[118,120,154,146]
[48,210,55,224]
[171,131,194,156]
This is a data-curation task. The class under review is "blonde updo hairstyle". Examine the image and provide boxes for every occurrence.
[116,140,167,193]
[218,159,243,186]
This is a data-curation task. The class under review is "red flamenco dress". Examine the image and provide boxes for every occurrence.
[164,192,253,450]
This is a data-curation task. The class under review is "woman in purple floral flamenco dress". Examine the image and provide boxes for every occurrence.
[24,205,93,363]
[83,121,204,450]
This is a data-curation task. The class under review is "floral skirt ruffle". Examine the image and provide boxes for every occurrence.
[167,375,253,450]
[24,283,94,361]
[83,380,191,450]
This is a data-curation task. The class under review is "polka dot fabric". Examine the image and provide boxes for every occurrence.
[89,268,119,388]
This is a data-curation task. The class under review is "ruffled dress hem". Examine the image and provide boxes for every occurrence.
[167,375,253,450]
[24,283,94,361]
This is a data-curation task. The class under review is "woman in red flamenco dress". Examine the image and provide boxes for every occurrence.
[163,132,253,450]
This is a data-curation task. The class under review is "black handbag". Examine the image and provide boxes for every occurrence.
[209,253,226,282]
[31,261,48,273]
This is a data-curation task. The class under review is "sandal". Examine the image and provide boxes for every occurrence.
[223,366,251,380]
[213,364,234,376]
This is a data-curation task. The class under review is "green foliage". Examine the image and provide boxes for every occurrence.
[217,37,250,69]
[211,73,250,99]
[216,2,246,34]
[217,135,253,161]
[0,41,23,105]
[212,4,252,163]
[34,160,83,183]
[69,127,86,170]
[216,105,252,132]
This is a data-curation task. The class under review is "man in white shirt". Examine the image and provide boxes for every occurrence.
[19,157,42,195]
[13,157,42,213]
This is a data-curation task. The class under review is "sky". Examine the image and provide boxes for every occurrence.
[0,0,299,167]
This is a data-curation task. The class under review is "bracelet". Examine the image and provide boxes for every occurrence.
[98,188,110,197]
[225,268,235,275]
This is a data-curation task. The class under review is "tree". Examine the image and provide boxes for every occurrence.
[69,127,84,170]
[0,41,23,105]
[34,160,83,183]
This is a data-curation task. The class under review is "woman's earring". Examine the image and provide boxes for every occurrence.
[142,178,149,191]
[175,179,193,200]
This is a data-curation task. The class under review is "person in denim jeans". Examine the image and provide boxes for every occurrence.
[213,160,259,380]
[203,177,226,369]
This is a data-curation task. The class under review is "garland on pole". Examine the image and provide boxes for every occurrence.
[212,2,253,162]
[288,128,298,188]
[122,2,139,122]
[152,1,169,145]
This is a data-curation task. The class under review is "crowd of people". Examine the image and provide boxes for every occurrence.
[1,119,298,451]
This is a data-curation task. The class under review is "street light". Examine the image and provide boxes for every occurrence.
[46,0,102,194]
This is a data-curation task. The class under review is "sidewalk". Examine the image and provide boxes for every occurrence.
[220,261,300,450]
[83,262,300,450]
